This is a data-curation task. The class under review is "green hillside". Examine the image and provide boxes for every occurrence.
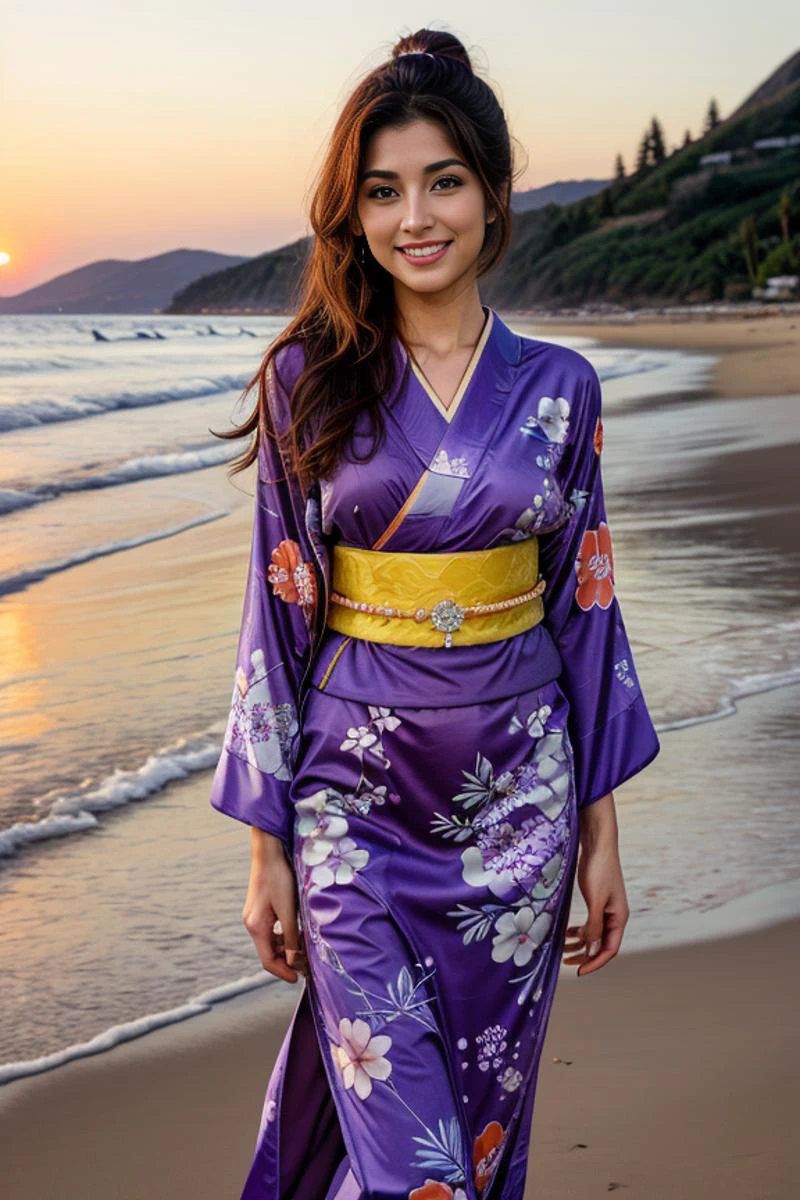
[483,76,800,307]
[166,57,800,314]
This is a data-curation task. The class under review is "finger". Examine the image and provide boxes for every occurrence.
[246,907,298,983]
[276,901,306,979]
[577,947,617,975]
[261,952,301,983]
[278,904,301,952]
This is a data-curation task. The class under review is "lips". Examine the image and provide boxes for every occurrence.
[396,240,453,264]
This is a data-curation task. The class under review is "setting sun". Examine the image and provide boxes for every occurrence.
[0,252,10,267]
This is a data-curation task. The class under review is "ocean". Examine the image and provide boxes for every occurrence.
[1,312,797,1085]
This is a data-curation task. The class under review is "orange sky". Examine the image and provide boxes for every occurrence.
[1,1,794,295]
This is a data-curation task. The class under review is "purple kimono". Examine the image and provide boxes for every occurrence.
[209,305,660,1200]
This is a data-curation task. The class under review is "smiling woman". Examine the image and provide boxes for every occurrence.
[207,23,660,1200]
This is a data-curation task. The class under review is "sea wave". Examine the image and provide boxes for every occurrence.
[0,728,227,859]
[0,510,227,597]
[0,372,249,432]
[0,443,239,516]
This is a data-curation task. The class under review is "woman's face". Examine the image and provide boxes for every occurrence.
[354,118,495,300]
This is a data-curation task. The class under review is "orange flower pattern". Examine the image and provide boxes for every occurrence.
[575,521,614,611]
[267,537,316,608]
[473,1120,506,1193]
[593,414,603,455]
[408,1182,467,1200]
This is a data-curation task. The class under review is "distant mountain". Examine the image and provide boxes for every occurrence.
[510,180,611,213]
[166,237,310,316]
[0,249,253,314]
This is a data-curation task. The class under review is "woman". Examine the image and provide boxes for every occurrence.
[209,27,660,1200]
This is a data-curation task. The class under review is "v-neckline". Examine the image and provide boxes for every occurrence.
[403,305,495,424]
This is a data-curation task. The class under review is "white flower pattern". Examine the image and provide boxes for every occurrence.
[331,1017,393,1099]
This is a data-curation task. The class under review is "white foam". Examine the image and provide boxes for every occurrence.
[0,973,275,1086]
[0,729,226,858]
[654,665,800,732]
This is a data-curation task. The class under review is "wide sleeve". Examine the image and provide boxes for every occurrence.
[208,352,317,853]
[537,362,660,809]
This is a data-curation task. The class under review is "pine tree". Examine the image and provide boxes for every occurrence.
[704,99,720,135]
[649,117,666,164]
[635,131,650,173]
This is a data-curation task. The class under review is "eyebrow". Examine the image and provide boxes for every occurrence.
[359,157,469,184]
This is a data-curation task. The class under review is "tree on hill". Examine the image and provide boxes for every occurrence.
[634,130,650,173]
[649,116,667,164]
[778,186,794,243]
[738,214,759,284]
[704,98,721,134]
[614,153,626,180]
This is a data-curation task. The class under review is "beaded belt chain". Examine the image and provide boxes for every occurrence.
[329,579,546,648]
[325,540,546,649]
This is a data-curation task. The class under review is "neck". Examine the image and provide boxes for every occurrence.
[394,289,487,357]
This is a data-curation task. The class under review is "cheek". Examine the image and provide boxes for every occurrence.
[361,209,396,248]
[446,191,488,237]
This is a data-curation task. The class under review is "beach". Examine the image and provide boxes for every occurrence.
[508,310,799,400]
[0,308,797,1198]
[1,918,796,1199]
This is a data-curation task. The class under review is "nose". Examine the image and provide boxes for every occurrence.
[399,190,435,236]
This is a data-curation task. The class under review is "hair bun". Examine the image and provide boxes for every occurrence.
[391,28,473,73]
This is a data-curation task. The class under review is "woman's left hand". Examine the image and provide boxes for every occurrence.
[562,791,629,976]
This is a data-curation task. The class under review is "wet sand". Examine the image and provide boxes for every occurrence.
[1,917,795,1199]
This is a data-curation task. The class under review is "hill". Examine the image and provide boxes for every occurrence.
[0,249,253,315]
[165,50,800,314]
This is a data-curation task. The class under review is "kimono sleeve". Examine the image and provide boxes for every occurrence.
[208,354,315,852]
[538,363,660,809]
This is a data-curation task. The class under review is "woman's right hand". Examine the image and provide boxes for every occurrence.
[242,828,307,983]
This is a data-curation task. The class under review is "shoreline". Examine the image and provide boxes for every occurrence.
[508,309,799,399]
[0,673,797,1090]
[2,917,796,1198]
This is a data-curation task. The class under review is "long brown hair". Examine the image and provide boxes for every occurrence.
[212,27,522,492]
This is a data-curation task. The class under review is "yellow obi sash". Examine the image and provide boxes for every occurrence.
[326,538,546,648]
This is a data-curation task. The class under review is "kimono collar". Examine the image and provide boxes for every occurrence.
[387,304,522,402]
[488,305,524,366]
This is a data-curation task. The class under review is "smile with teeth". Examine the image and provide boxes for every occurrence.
[398,241,452,259]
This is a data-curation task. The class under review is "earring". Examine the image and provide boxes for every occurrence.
[359,238,366,265]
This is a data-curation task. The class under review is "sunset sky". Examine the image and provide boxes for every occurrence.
[2,0,796,295]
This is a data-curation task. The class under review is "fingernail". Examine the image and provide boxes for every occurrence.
[589,939,601,957]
